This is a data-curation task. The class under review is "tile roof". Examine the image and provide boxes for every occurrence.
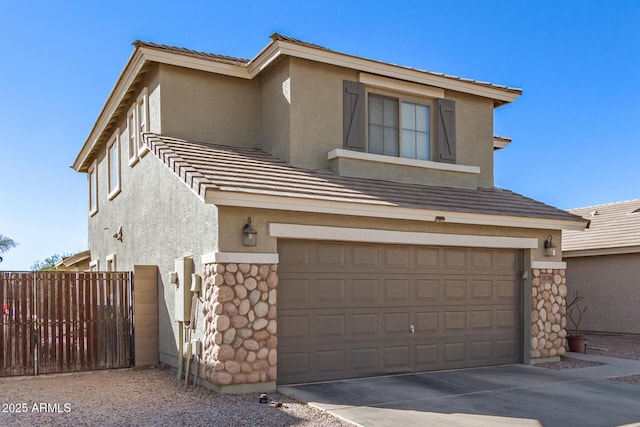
[133,40,250,65]
[563,200,640,252]
[133,35,522,97]
[143,133,583,224]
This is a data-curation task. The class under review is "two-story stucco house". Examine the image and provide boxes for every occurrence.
[72,34,588,393]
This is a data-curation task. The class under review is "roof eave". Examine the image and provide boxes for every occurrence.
[205,189,587,231]
[563,245,640,258]
[263,38,521,105]
[72,48,146,172]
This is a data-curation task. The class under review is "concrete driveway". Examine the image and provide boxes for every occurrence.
[279,353,640,427]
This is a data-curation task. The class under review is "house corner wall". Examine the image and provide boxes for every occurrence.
[200,256,278,393]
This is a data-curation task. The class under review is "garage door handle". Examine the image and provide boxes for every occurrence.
[410,325,415,334]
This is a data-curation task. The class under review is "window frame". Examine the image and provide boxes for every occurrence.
[127,104,138,167]
[107,129,121,200]
[106,254,116,272]
[366,91,433,161]
[136,88,149,157]
[89,259,99,272]
[88,160,98,216]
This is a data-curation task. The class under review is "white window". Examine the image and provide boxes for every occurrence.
[127,105,138,166]
[106,254,116,272]
[88,160,98,216]
[89,259,99,272]
[107,130,121,200]
[137,88,149,156]
[368,94,430,160]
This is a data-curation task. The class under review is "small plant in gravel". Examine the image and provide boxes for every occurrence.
[566,290,588,336]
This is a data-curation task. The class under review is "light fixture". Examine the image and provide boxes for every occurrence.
[242,217,257,247]
[544,234,556,257]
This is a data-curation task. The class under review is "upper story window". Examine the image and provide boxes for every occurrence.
[368,95,430,160]
[128,87,150,166]
[107,130,121,200]
[88,160,98,216]
[344,80,455,164]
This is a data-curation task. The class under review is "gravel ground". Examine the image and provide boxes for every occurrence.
[537,333,640,385]
[0,367,354,426]
[2,334,638,426]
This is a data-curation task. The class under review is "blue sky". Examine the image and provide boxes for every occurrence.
[1,0,638,270]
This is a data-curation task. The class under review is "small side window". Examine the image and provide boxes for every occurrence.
[107,130,121,200]
[88,160,98,216]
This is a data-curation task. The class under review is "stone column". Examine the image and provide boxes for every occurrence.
[200,255,278,393]
[530,268,567,359]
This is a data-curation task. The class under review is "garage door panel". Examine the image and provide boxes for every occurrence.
[351,245,379,268]
[444,280,467,299]
[384,346,409,369]
[443,342,467,362]
[415,248,440,268]
[471,310,493,329]
[314,350,345,374]
[384,279,410,301]
[384,247,411,268]
[416,279,439,300]
[316,244,346,267]
[471,280,493,299]
[352,278,379,302]
[312,314,345,337]
[470,341,493,360]
[444,249,467,268]
[383,312,410,334]
[352,313,379,336]
[278,240,522,384]
[315,279,345,303]
[352,347,379,370]
[444,311,467,330]
[280,314,309,339]
[415,311,438,332]
[279,278,310,307]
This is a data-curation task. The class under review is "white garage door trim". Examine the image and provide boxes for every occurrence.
[270,223,538,249]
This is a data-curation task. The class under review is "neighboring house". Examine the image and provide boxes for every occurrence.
[563,200,640,334]
[54,250,91,272]
[72,34,587,392]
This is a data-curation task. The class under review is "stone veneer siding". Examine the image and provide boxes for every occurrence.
[530,268,567,358]
[201,262,278,388]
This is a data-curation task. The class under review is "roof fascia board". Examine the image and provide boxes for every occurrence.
[205,189,587,231]
[272,41,521,104]
[269,223,538,249]
[139,47,251,79]
[562,245,640,258]
[73,49,145,171]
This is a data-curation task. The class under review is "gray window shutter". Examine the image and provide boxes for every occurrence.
[343,80,365,151]
[437,98,456,163]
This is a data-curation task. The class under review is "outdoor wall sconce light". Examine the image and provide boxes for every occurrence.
[242,217,257,247]
[544,234,557,257]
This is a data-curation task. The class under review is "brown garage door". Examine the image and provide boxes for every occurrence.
[277,240,522,384]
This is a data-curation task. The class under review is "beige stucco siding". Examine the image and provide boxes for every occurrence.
[447,91,495,188]
[88,116,218,365]
[289,58,357,169]
[566,253,640,334]
[159,64,260,147]
[259,57,291,162]
[216,205,559,263]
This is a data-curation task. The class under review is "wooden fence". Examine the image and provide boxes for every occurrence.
[0,271,133,376]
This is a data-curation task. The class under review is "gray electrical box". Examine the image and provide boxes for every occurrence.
[174,257,194,322]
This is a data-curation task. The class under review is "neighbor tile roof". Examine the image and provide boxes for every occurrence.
[143,133,583,224]
[563,200,640,252]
